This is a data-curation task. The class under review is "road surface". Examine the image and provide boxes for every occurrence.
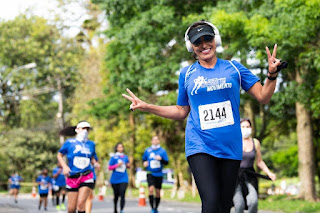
[0,194,280,213]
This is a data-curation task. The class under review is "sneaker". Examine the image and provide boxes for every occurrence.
[56,205,61,210]
[60,203,66,210]
[154,209,159,213]
[150,209,155,213]
[44,207,47,211]
[120,211,124,213]
[14,199,18,203]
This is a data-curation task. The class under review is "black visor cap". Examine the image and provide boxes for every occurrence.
[188,25,215,44]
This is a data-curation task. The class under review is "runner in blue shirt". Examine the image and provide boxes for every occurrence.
[52,162,67,210]
[142,136,168,213]
[122,20,283,213]
[57,121,100,213]
[109,142,130,213]
[36,168,51,211]
[8,172,23,203]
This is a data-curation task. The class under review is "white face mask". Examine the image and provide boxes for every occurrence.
[151,144,160,150]
[76,129,88,142]
[241,128,252,138]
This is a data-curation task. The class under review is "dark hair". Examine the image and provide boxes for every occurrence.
[240,118,252,127]
[114,142,124,153]
[187,20,212,59]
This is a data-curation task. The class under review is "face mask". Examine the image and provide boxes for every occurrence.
[76,129,88,142]
[152,144,160,150]
[241,128,252,138]
[115,152,124,156]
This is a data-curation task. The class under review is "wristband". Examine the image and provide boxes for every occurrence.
[267,74,278,81]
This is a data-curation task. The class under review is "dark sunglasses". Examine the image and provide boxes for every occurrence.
[192,35,214,46]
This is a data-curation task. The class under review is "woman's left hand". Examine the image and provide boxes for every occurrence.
[268,172,276,181]
[94,162,101,170]
[266,44,281,74]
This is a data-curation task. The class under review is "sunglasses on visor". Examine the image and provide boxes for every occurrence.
[192,35,214,47]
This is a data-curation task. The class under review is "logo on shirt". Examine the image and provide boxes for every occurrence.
[73,145,91,154]
[149,152,156,159]
[191,76,232,95]
[191,76,207,95]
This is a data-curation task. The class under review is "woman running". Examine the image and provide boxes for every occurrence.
[232,118,276,213]
[57,121,100,213]
[109,142,130,213]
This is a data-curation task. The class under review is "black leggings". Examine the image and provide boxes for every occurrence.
[111,183,128,211]
[187,153,240,213]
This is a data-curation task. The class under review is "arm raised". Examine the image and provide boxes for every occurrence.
[122,88,190,120]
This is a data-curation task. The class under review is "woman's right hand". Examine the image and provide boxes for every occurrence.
[117,161,123,167]
[122,88,148,112]
[62,166,71,176]
[143,161,149,168]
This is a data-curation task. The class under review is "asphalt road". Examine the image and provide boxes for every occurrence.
[0,194,280,213]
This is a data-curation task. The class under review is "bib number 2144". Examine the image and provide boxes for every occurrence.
[199,101,234,130]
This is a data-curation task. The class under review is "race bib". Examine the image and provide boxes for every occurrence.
[40,184,48,190]
[150,160,161,169]
[199,101,234,130]
[115,160,126,173]
[73,156,90,169]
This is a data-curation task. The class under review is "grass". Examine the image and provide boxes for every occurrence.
[259,195,320,213]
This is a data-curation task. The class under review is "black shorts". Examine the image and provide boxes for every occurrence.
[39,193,48,198]
[67,182,95,192]
[52,185,67,194]
[147,174,163,189]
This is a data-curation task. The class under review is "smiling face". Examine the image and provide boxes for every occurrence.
[192,35,217,65]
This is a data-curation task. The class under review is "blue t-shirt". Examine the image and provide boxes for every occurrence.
[9,175,23,188]
[59,138,97,176]
[52,167,66,187]
[36,175,51,194]
[177,59,259,160]
[109,154,129,184]
[142,147,169,177]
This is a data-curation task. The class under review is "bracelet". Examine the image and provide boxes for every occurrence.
[267,74,278,81]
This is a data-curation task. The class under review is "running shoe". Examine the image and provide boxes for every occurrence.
[60,203,66,210]
[56,205,61,210]
[150,209,155,213]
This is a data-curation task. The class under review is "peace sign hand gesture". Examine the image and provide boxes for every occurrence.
[122,88,148,112]
[266,44,281,74]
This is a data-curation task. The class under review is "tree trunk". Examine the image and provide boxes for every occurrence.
[57,78,65,145]
[243,101,256,136]
[296,70,316,201]
[129,112,136,188]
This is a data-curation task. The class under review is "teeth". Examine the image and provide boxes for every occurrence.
[202,49,210,53]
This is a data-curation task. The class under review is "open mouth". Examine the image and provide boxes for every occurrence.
[201,48,211,54]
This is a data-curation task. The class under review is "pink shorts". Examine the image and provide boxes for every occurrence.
[66,172,94,191]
